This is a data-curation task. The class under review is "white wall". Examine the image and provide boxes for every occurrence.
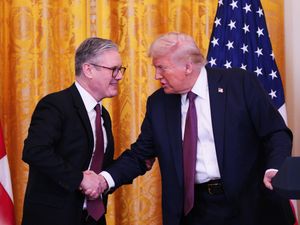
[284,0,300,218]
[285,0,300,157]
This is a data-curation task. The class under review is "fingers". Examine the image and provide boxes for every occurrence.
[79,170,109,199]
[84,188,100,200]
[264,179,273,190]
[263,170,278,190]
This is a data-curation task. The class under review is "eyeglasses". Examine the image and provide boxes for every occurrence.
[89,63,126,78]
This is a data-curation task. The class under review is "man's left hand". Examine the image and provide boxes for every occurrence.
[264,170,278,190]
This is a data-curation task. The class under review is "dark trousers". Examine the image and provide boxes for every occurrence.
[81,210,106,225]
[180,182,239,225]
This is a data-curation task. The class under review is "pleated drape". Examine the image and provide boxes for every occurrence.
[0,1,284,225]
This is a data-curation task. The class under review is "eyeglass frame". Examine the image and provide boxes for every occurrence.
[89,63,126,78]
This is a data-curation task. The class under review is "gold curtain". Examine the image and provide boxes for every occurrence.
[0,0,284,225]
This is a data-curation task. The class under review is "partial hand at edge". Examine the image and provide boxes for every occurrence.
[263,170,278,190]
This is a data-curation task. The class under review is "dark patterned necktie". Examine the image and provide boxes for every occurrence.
[183,91,198,215]
[87,104,105,221]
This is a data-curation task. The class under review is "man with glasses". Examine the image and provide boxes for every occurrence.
[22,37,126,225]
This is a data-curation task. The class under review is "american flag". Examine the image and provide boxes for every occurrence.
[206,0,287,121]
[206,1,297,224]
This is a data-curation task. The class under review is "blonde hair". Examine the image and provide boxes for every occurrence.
[148,32,205,65]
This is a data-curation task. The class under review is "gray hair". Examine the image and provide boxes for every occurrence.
[75,37,118,76]
[148,32,205,65]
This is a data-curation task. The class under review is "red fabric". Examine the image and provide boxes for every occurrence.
[0,123,15,225]
[0,184,15,225]
[0,124,5,158]
[290,200,299,225]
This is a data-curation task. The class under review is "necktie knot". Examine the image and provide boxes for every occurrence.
[187,91,197,102]
[94,104,101,114]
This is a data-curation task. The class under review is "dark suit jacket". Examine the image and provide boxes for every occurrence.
[22,84,114,225]
[106,67,293,225]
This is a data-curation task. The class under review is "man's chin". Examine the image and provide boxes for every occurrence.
[163,87,173,94]
[106,90,118,98]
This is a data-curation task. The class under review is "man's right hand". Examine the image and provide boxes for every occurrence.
[79,170,101,199]
[79,170,109,200]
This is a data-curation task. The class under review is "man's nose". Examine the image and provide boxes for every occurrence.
[115,70,123,80]
[155,70,163,80]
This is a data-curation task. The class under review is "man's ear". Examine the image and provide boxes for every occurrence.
[185,61,193,74]
[82,63,93,79]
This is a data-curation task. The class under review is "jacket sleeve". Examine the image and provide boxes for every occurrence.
[22,96,83,192]
[105,97,157,188]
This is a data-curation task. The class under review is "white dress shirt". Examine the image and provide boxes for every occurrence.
[181,67,221,183]
[75,81,109,207]
[75,81,108,155]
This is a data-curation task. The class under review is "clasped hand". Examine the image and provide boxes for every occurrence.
[79,170,108,200]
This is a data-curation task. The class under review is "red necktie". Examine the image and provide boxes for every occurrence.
[183,91,198,215]
[87,104,105,220]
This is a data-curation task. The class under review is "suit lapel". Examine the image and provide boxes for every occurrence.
[164,93,183,186]
[207,67,226,174]
[69,84,94,156]
[102,107,114,168]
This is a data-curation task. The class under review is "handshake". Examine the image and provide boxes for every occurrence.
[79,170,108,200]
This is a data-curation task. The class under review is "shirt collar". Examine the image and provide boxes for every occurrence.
[181,66,208,103]
[75,81,101,113]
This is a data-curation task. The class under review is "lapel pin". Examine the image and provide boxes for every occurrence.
[218,88,224,93]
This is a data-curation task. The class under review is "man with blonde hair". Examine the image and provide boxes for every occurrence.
[101,32,292,225]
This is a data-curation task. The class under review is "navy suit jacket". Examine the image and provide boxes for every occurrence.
[22,84,114,225]
[106,67,292,225]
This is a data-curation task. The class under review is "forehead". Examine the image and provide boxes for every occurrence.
[152,54,172,66]
[96,50,121,65]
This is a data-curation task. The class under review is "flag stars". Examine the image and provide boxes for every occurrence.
[224,60,232,68]
[243,3,252,13]
[241,44,248,53]
[269,89,277,99]
[215,17,221,27]
[269,70,278,80]
[254,67,263,76]
[228,20,236,30]
[256,7,264,17]
[211,37,219,47]
[230,0,238,10]
[240,64,247,70]
[226,40,234,50]
[255,47,263,57]
[206,0,284,108]
[270,51,275,60]
[256,27,264,37]
[242,23,250,34]
[209,57,217,67]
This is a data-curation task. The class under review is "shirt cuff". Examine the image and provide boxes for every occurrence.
[265,168,278,174]
[100,171,115,190]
